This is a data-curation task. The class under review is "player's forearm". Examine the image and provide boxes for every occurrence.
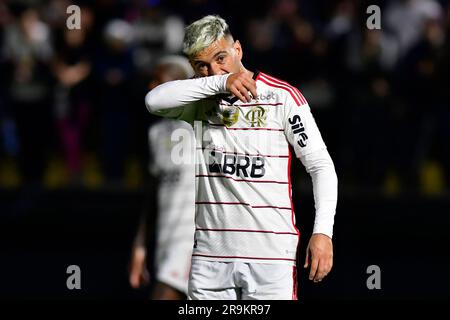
[300,148,338,238]
[145,74,230,113]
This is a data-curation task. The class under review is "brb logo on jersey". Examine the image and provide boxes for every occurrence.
[208,150,266,178]
[289,115,308,147]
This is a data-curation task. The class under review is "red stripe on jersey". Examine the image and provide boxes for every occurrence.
[220,103,283,107]
[260,73,307,105]
[261,73,306,106]
[252,205,292,210]
[196,201,250,206]
[258,76,301,106]
[294,88,307,105]
[259,72,303,102]
[207,124,284,131]
[288,148,301,239]
[192,253,296,262]
[225,127,284,131]
[292,266,298,300]
[196,174,289,184]
[196,228,298,235]
[196,201,293,210]
[196,147,289,158]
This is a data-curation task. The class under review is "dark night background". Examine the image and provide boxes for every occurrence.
[0,0,449,300]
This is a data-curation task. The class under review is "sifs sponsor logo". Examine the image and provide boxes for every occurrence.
[208,151,266,178]
[289,115,308,147]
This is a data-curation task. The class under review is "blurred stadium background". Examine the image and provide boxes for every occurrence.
[0,0,449,299]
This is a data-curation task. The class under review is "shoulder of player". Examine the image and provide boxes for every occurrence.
[255,72,307,107]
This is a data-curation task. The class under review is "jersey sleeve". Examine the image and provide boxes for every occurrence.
[282,90,327,158]
[145,75,229,124]
[282,88,337,239]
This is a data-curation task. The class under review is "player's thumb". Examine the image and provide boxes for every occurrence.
[129,264,142,288]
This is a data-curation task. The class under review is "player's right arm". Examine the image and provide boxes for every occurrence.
[281,87,337,283]
[145,72,257,120]
[129,220,149,289]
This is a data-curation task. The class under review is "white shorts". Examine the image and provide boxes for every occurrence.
[188,260,298,300]
[156,242,193,294]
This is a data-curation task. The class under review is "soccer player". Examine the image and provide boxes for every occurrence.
[145,15,338,300]
[129,56,196,299]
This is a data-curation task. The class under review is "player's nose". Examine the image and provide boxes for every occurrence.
[208,63,224,76]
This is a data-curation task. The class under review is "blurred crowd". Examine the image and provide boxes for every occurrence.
[0,0,449,195]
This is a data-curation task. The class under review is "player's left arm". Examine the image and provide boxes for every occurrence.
[282,89,338,283]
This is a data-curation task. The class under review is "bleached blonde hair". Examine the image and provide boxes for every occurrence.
[183,15,232,57]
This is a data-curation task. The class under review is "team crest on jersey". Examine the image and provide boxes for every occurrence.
[245,106,267,127]
[221,105,240,127]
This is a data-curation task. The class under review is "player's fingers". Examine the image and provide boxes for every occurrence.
[230,85,248,103]
[314,257,334,282]
[242,78,257,99]
[129,268,142,288]
[309,258,319,280]
[314,263,328,282]
[236,86,251,102]
[236,82,252,102]
[229,83,247,102]
[320,255,333,275]
[304,248,310,268]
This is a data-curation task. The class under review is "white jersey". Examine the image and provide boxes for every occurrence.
[149,119,195,290]
[146,71,337,266]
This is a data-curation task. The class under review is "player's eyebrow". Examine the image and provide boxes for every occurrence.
[193,51,227,65]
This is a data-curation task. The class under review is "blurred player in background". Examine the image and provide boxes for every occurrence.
[146,15,338,300]
[129,56,195,299]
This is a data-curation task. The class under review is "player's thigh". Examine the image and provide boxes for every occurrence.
[242,264,297,300]
[188,260,238,300]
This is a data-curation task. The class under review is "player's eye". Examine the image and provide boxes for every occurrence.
[217,55,225,63]
[196,63,207,70]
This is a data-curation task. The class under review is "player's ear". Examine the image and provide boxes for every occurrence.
[234,40,243,60]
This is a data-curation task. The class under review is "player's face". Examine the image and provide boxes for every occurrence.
[190,37,243,77]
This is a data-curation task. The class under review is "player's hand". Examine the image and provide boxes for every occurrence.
[129,245,150,289]
[226,71,257,103]
[304,233,333,283]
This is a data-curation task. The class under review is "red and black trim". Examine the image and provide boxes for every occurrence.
[292,266,298,300]
[192,253,296,262]
[196,147,289,158]
[195,201,292,210]
[196,174,289,184]
[196,228,298,236]
[257,72,307,107]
